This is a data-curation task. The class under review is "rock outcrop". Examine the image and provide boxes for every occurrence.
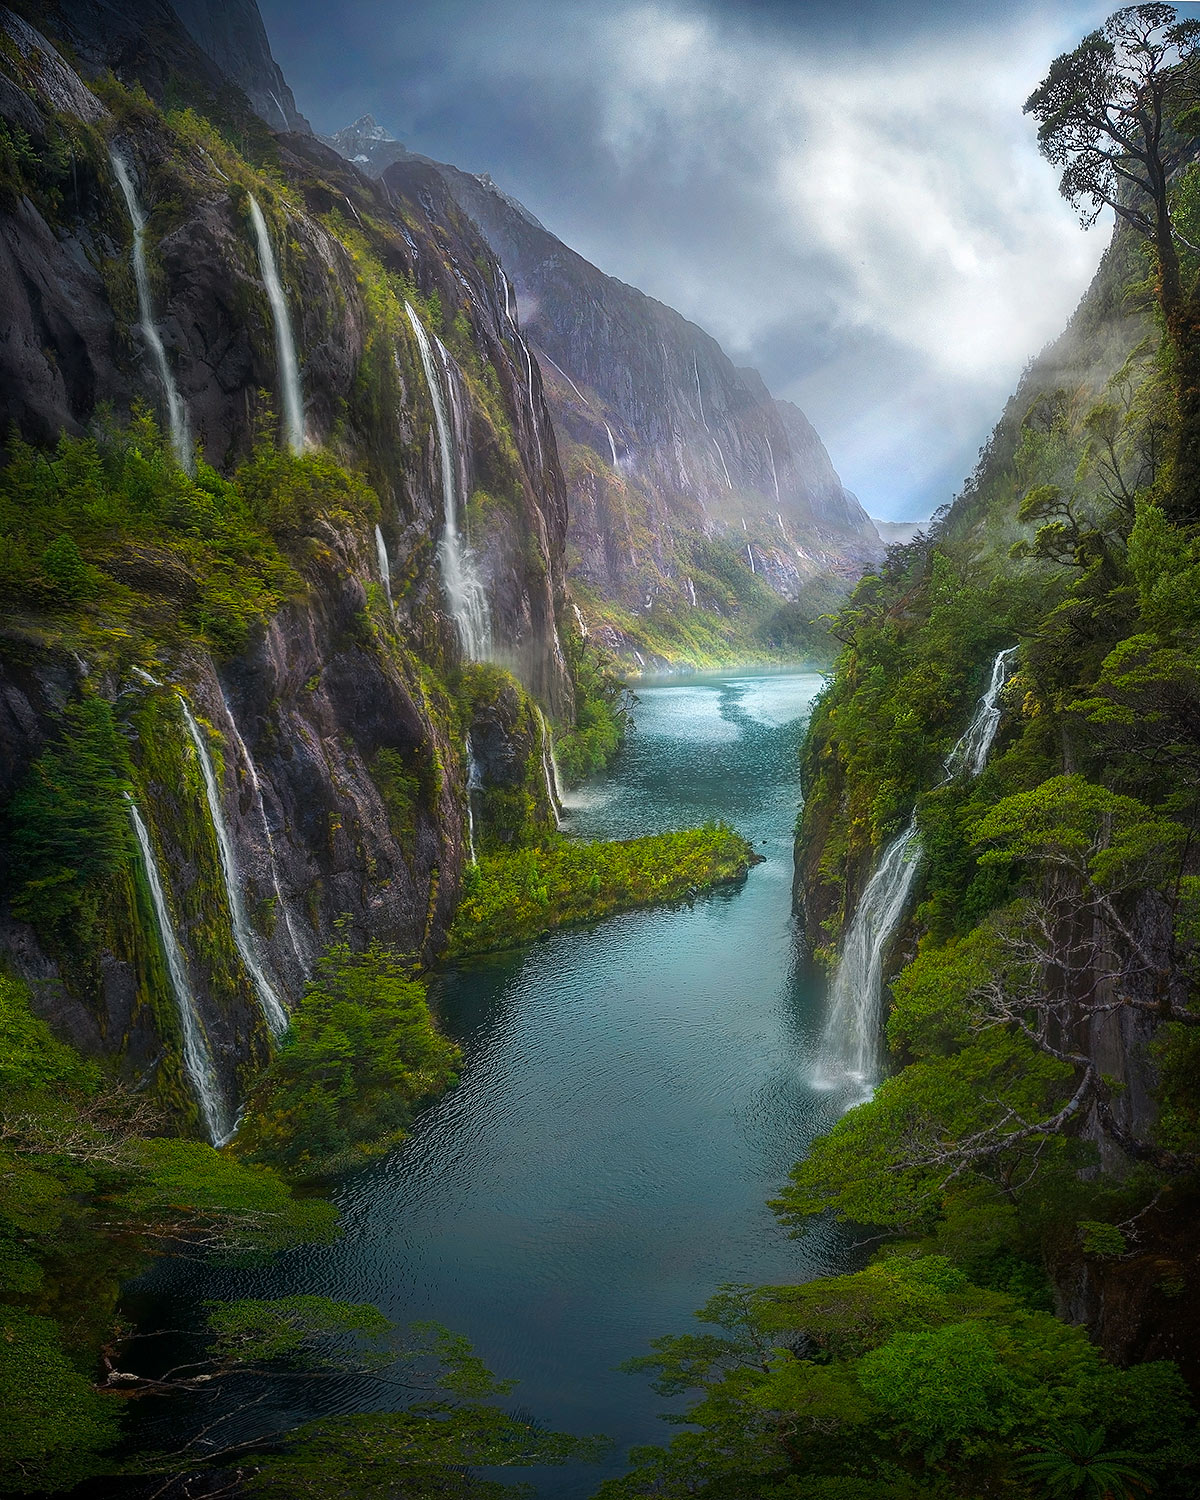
[0,4,570,1129]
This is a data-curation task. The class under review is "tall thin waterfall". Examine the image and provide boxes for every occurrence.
[535,707,562,830]
[404,302,492,659]
[109,149,192,473]
[127,796,231,1143]
[220,697,308,975]
[248,195,304,456]
[943,645,1018,780]
[178,697,289,1037]
[465,734,482,865]
[818,645,1018,1090]
[519,336,546,475]
[692,353,733,490]
[374,524,393,608]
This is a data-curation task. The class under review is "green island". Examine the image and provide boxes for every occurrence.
[449,824,756,957]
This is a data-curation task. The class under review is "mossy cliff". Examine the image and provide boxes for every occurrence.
[790,186,1200,1378]
[0,5,577,1129]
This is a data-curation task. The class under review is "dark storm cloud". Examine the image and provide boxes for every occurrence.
[260,0,1121,519]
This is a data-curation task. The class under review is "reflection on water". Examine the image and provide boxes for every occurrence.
[135,672,853,1497]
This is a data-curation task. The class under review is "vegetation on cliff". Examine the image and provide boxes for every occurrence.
[234,942,461,1178]
[606,9,1200,1495]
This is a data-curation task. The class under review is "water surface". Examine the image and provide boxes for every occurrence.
[140,671,852,1495]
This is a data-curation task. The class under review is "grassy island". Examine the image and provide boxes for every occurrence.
[448,822,757,958]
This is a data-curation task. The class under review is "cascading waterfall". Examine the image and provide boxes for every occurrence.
[109,149,192,473]
[127,796,231,1143]
[943,645,1019,779]
[534,707,562,829]
[404,302,492,659]
[374,524,393,608]
[220,697,308,975]
[603,422,620,469]
[464,734,482,865]
[746,544,756,574]
[818,645,1018,1090]
[178,697,289,1037]
[248,195,304,456]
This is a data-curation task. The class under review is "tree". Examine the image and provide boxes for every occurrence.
[1025,5,1200,320]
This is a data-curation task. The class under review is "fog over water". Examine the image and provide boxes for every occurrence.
[261,0,1122,520]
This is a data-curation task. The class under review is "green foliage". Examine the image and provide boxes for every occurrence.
[0,975,338,1492]
[0,413,296,655]
[0,1308,122,1495]
[6,696,134,943]
[450,824,755,957]
[603,1257,1199,1499]
[234,942,460,1177]
[557,627,630,782]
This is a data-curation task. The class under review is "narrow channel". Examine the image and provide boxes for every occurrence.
[136,671,854,1496]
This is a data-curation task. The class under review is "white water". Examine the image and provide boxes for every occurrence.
[765,433,781,504]
[404,302,492,660]
[746,544,756,574]
[535,707,562,829]
[109,149,192,473]
[127,796,231,1143]
[944,645,1018,780]
[248,195,304,456]
[219,697,308,976]
[464,734,482,865]
[374,524,393,608]
[603,421,620,469]
[519,336,546,476]
[693,353,733,490]
[178,697,289,1037]
[819,645,1018,1090]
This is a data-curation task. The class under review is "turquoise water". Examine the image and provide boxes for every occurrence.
[137,671,853,1495]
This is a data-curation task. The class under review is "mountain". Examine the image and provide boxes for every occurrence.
[0,2,575,1124]
[332,118,881,666]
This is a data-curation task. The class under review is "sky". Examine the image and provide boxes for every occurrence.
[260,0,1132,521]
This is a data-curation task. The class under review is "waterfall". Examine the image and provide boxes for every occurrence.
[943,645,1018,780]
[404,302,492,659]
[765,434,782,504]
[374,524,393,608]
[603,422,620,469]
[534,707,562,830]
[687,577,697,607]
[178,696,289,1037]
[127,796,231,1144]
[692,353,733,490]
[464,734,482,865]
[818,645,1019,1090]
[109,149,192,473]
[519,336,546,476]
[248,195,304,456]
[746,544,756,574]
[817,825,922,1089]
[220,697,308,976]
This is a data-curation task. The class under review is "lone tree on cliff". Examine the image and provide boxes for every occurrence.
[1025,4,1200,318]
[1025,5,1200,514]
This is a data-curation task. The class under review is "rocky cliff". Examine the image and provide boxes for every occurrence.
[0,5,570,1133]
[331,117,882,666]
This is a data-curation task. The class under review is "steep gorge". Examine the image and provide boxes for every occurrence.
[331,115,882,668]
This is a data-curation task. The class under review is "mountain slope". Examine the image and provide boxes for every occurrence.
[332,117,881,666]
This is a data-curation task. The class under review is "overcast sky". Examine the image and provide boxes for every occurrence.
[260,0,1131,520]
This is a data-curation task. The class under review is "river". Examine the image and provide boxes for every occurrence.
[133,670,853,1496]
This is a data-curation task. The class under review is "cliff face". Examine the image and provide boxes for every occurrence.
[332,121,881,665]
[0,6,569,1131]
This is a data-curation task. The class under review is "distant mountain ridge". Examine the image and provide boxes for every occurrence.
[331,115,881,663]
